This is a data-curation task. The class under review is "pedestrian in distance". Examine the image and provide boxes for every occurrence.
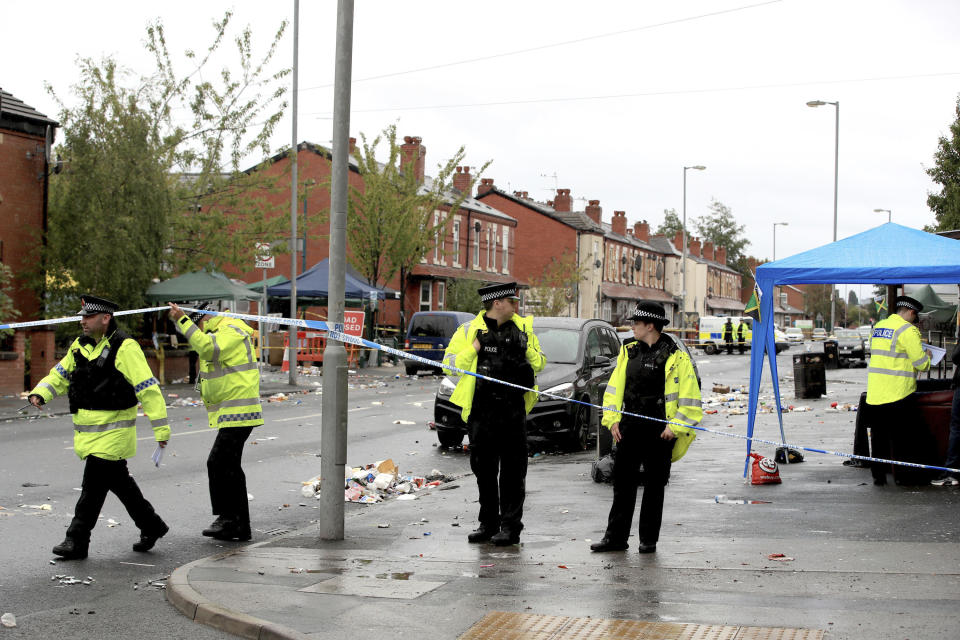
[168,302,262,541]
[28,295,170,560]
[736,319,747,355]
[932,339,960,486]
[591,301,702,554]
[442,282,546,546]
[723,317,734,355]
[864,295,932,486]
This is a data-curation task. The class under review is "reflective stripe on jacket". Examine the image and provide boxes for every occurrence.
[178,314,263,429]
[866,313,930,405]
[601,342,702,462]
[442,311,546,422]
[30,333,170,460]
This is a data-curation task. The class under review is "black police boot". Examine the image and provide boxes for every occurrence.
[133,522,169,552]
[52,537,88,560]
[491,529,521,546]
[467,524,496,543]
[212,519,251,541]
[637,542,657,554]
[202,516,230,538]
[590,537,628,552]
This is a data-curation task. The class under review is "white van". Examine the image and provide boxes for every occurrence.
[697,316,753,354]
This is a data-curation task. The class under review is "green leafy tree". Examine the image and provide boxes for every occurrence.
[0,262,20,341]
[926,94,960,231]
[528,250,587,317]
[347,124,489,323]
[847,290,859,306]
[694,199,750,267]
[805,284,847,327]
[655,208,684,238]
[446,279,482,314]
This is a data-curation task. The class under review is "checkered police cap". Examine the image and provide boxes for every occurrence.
[77,295,119,316]
[478,282,520,302]
[894,295,923,313]
[632,300,669,325]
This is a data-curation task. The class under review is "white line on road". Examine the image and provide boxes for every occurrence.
[274,406,371,422]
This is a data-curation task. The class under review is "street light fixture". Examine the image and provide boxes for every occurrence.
[682,165,706,323]
[772,222,789,261]
[873,208,892,223]
[807,98,840,329]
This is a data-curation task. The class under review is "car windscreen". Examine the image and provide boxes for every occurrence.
[409,315,458,339]
[835,330,858,338]
[535,327,580,364]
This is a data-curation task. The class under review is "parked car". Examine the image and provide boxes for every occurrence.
[433,317,621,451]
[785,327,805,343]
[858,325,873,353]
[812,327,828,340]
[834,328,866,363]
[402,311,474,375]
[773,328,791,353]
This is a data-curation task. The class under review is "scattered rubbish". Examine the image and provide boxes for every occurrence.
[712,385,730,393]
[1,613,16,628]
[396,494,417,501]
[775,447,804,464]
[378,523,390,528]
[20,504,52,510]
[247,493,254,501]
[393,420,415,425]
[714,495,772,505]
[21,482,48,487]
[302,458,450,504]
[767,553,795,562]
[268,393,289,402]
[750,453,782,485]
[254,436,278,442]
[106,519,121,527]
[480,564,494,568]
[51,574,93,586]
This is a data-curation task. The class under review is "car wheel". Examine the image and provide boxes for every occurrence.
[704,343,717,355]
[437,430,464,448]
[564,401,591,452]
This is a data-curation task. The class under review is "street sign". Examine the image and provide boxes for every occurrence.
[342,310,365,337]
[255,243,275,269]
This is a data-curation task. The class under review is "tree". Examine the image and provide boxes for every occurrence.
[805,284,847,327]
[655,208,684,238]
[0,262,19,342]
[528,250,587,317]
[446,279,482,314]
[347,124,489,307]
[847,290,859,306]
[694,199,750,267]
[926,94,960,231]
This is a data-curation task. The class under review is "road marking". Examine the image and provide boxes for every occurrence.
[274,406,371,422]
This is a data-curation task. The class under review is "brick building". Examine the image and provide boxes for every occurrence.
[0,89,59,394]
[671,231,743,321]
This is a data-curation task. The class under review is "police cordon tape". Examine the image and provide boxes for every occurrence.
[5,306,958,477]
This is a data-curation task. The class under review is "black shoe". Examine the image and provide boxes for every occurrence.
[52,538,88,560]
[133,522,169,552]
[467,524,497,543]
[211,520,251,541]
[637,542,657,554]
[491,529,520,546]
[202,516,230,537]
[590,537,628,552]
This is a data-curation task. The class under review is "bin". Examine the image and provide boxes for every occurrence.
[793,353,826,399]
[823,339,839,369]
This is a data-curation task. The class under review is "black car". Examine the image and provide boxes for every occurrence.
[432,317,621,451]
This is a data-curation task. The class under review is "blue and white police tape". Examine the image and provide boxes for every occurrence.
[7,305,958,477]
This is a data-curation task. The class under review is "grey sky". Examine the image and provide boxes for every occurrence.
[4,0,959,269]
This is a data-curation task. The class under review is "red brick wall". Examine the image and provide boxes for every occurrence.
[0,331,25,394]
[28,329,57,389]
[0,128,47,322]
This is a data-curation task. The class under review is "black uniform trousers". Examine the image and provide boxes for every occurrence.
[208,425,254,523]
[865,394,934,485]
[468,398,527,534]
[67,455,166,544]
[604,419,674,545]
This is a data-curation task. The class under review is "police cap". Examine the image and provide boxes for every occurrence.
[478,282,520,302]
[77,295,119,316]
[893,295,923,313]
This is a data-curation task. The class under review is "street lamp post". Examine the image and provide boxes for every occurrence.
[873,208,892,223]
[807,99,839,330]
[773,222,788,261]
[682,165,706,323]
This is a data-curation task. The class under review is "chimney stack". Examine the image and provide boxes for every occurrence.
[453,166,472,196]
[554,188,572,212]
[612,210,627,236]
[478,178,495,195]
[673,230,684,252]
[585,199,602,224]
[703,241,714,261]
[690,237,702,257]
[400,135,426,184]
[348,137,356,155]
[633,220,650,242]
[717,247,727,265]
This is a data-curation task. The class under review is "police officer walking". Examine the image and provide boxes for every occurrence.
[723,317,734,355]
[736,319,748,355]
[168,302,262,541]
[442,282,545,546]
[591,301,702,553]
[28,296,170,560]
[865,295,932,485]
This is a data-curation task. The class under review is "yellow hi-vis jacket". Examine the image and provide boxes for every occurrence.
[177,313,263,429]
[736,321,751,341]
[441,311,546,422]
[866,313,930,405]
[30,333,169,461]
[601,341,702,462]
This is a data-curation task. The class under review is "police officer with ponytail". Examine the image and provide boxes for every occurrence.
[591,301,702,554]
[28,296,170,560]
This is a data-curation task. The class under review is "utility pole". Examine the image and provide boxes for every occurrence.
[287,0,300,386]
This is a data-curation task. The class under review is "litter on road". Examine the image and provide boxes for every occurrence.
[301,459,452,504]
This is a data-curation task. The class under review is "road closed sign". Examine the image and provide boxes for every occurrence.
[342,310,365,337]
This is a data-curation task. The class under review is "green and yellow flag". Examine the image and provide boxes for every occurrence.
[744,281,761,322]
[875,295,887,315]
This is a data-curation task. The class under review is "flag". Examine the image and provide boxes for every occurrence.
[875,295,887,315]
[744,281,761,322]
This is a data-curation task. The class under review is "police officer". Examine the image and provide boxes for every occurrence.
[442,282,545,546]
[736,319,748,355]
[865,295,932,485]
[591,301,702,553]
[28,295,170,559]
[168,302,262,541]
[723,317,734,355]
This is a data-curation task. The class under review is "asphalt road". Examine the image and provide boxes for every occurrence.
[0,370,470,639]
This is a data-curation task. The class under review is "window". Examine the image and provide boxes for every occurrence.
[433,211,440,263]
[438,281,446,310]
[491,225,498,270]
[473,224,481,268]
[487,225,495,270]
[585,329,602,361]
[502,227,509,273]
[419,281,432,311]
[452,219,461,266]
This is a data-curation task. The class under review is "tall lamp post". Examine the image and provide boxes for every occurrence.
[873,208,892,223]
[772,222,788,261]
[807,99,839,330]
[682,165,706,323]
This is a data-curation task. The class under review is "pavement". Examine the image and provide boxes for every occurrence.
[5,360,960,639]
